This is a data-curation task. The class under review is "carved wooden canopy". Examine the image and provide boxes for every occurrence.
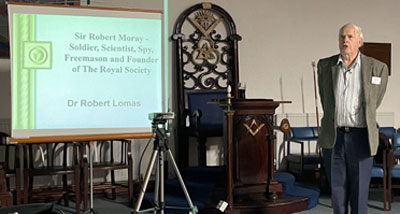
[172,2,241,95]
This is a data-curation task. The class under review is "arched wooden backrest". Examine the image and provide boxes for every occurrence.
[172,3,241,167]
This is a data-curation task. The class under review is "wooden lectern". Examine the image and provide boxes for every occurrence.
[224,98,307,214]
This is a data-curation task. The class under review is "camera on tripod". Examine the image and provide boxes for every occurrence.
[148,112,175,123]
[133,111,198,214]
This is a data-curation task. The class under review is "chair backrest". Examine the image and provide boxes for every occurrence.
[173,3,241,123]
[312,127,319,138]
[0,132,8,145]
[0,167,5,192]
[290,127,318,141]
[186,90,227,136]
[374,133,392,165]
[93,140,130,165]
[379,126,396,139]
[393,133,400,148]
[172,2,241,96]
[24,142,80,169]
[0,132,16,174]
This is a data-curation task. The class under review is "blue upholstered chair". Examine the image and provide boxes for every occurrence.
[390,165,400,207]
[389,133,400,210]
[379,126,397,162]
[184,90,227,166]
[285,127,321,175]
[379,126,396,140]
[393,133,400,164]
[370,133,392,211]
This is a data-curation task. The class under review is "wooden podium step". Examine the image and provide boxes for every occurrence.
[204,187,308,214]
[228,194,308,214]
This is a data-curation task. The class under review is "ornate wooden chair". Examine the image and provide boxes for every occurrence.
[81,139,133,210]
[172,2,241,168]
[22,142,82,213]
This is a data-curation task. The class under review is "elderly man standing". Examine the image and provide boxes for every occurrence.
[317,23,389,213]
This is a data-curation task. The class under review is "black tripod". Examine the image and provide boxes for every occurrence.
[132,118,198,214]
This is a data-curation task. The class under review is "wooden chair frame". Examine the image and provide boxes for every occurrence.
[22,142,81,213]
[81,140,133,210]
[0,132,21,205]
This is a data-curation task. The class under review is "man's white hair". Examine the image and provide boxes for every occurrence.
[338,23,364,41]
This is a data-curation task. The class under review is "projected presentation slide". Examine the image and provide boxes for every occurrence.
[9,4,163,138]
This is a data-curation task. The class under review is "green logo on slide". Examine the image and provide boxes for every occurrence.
[23,41,52,69]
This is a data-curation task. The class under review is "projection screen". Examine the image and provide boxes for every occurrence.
[8,3,164,138]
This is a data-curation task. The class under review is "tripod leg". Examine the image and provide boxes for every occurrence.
[166,149,197,212]
[134,149,159,212]
[153,152,160,212]
[160,150,165,214]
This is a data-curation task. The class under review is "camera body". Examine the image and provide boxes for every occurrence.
[148,112,175,122]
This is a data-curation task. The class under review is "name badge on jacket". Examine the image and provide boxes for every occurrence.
[371,76,381,85]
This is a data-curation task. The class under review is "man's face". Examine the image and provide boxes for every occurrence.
[339,25,363,56]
